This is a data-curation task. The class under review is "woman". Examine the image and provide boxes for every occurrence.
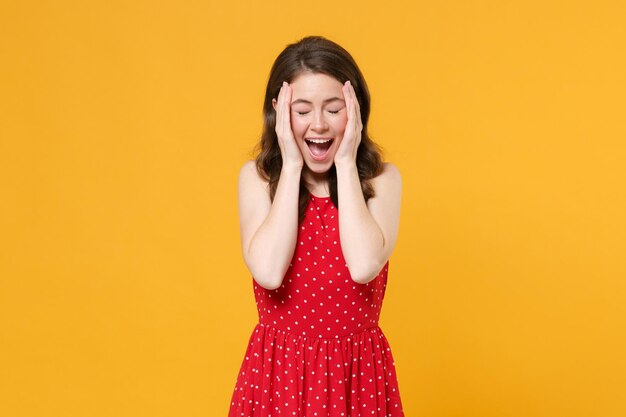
[229,35,404,417]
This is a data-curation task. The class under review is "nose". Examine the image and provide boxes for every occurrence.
[311,110,329,132]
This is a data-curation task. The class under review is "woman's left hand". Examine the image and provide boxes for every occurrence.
[334,80,362,167]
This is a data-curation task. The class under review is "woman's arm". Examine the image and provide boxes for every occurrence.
[333,81,402,284]
[336,161,402,284]
[238,160,302,290]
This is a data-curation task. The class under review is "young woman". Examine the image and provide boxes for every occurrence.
[229,36,404,417]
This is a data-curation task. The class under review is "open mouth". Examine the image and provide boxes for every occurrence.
[305,138,334,161]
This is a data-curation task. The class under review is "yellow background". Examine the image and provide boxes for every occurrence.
[1,0,625,416]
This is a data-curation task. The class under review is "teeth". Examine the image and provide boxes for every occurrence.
[306,138,333,144]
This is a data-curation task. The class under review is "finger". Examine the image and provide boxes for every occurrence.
[349,82,359,108]
[277,82,284,103]
[345,82,359,116]
[345,83,357,133]
[348,82,361,123]
[342,82,352,120]
[283,83,292,136]
[275,85,283,130]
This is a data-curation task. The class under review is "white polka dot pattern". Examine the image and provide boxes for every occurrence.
[229,193,404,416]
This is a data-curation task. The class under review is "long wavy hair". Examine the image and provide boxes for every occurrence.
[252,36,384,224]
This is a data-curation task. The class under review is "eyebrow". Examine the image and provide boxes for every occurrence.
[291,97,345,105]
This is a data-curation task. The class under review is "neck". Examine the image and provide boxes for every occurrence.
[302,166,330,195]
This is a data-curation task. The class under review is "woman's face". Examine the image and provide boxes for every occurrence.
[287,72,348,174]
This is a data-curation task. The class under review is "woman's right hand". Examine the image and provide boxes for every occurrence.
[273,81,304,169]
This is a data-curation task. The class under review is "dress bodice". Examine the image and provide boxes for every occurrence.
[252,193,390,339]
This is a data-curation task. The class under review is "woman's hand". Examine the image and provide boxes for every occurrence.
[334,80,362,168]
[273,81,304,169]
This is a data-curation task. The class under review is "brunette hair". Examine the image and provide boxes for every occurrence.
[252,35,384,224]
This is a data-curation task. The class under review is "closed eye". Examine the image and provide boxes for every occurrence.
[328,106,345,114]
[294,108,342,116]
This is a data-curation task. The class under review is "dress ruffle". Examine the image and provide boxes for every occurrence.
[229,323,404,417]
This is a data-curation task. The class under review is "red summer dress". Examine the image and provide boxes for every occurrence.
[228,192,405,417]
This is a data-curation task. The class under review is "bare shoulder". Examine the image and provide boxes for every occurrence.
[238,160,271,214]
[370,162,402,198]
[238,159,262,182]
[381,161,401,180]
[238,160,269,194]
[238,160,271,249]
[366,162,402,261]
